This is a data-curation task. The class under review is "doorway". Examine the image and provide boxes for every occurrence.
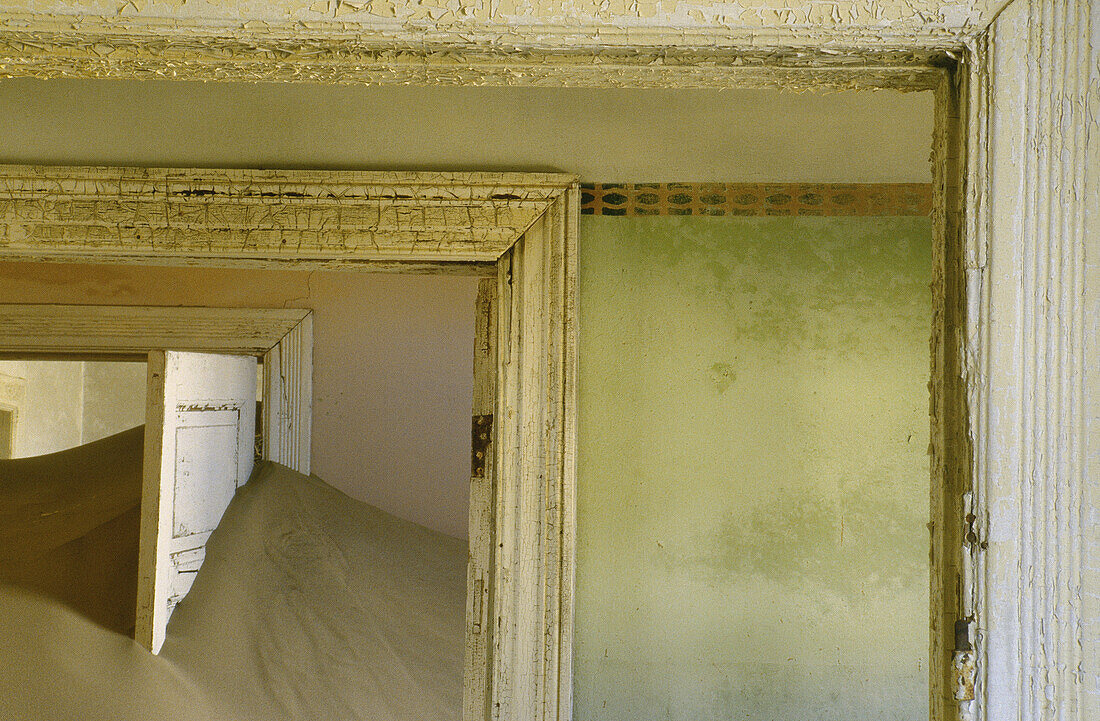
[0,358,148,634]
[0,168,577,721]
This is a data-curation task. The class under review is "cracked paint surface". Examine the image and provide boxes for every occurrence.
[0,1,997,85]
[0,166,571,264]
[0,1,997,35]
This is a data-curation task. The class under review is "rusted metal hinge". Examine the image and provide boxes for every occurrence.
[952,618,976,702]
[471,574,486,633]
[472,414,492,478]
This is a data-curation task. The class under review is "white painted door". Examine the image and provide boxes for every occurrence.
[136,350,256,653]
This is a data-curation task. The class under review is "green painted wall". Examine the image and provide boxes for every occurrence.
[574,216,932,720]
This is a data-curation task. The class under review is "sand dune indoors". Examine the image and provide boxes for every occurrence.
[0,461,465,721]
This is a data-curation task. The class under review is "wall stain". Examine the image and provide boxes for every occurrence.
[707,362,736,393]
[575,215,932,720]
[656,481,927,601]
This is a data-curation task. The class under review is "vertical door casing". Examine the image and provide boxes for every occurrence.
[488,188,578,721]
[262,314,313,475]
[137,350,257,653]
[464,278,497,721]
[964,3,1100,719]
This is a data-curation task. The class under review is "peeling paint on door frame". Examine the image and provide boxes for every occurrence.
[0,2,1094,719]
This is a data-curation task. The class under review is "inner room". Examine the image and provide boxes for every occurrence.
[0,80,933,721]
[0,358,146,460]
[0,268,479,717]
[0,358,147,634]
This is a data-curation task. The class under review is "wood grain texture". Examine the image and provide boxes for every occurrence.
[0,166,572,266]
[490,185,577,721]
[0,305,308,355]
[135,350,166,652]
[464,278,497,721]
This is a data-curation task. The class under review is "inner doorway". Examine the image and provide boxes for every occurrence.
[0,357,148,634]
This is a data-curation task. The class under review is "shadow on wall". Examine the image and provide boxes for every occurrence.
[0,426,144,636]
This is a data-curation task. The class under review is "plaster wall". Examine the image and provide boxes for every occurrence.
[80,362,147,445]
[0,264,478,539]
[0,360,147,457]
[0,81,933,184]
[0,360,83,458]
[574,215,931,719]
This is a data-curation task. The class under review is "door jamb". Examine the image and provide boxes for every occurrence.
[0,305,313,475]
[0,169,580,721]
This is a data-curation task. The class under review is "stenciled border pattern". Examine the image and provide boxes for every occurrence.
[580,182,932,216]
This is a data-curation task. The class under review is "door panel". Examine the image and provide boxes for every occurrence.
[137,351,256,653]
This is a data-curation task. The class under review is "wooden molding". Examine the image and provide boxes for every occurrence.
[489,187,578,721]
[464,278,497,721]
[962,2,1099,720]
[0,305,308,355]
[0,168,579,717]
[0,12,967,90]
[0,166,574,267]
[928,65,969,721]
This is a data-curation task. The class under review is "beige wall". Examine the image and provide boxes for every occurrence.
[0,80,932,183]
[0,263,478,538]
[81,362,147,445]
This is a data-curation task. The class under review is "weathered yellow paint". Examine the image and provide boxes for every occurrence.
[575,215,933,719]
[0,0,997,86]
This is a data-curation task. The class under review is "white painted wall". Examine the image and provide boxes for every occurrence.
[0,360,146,458]
[0,360,83,458]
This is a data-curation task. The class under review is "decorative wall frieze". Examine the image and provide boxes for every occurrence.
[0,166,574,266]
[581,182,933,216]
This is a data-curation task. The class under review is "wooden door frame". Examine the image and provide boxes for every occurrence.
[0,167,580,721]
[0,304,313,474]
[0,5,1096,716]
